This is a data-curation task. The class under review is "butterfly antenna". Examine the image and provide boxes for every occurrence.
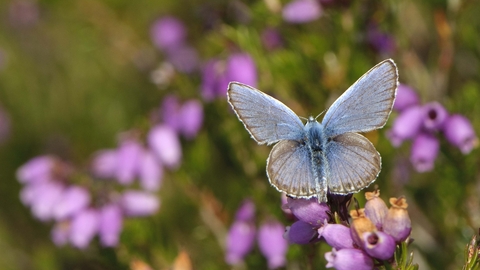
[299,116,308,122]
[315,109,326,120]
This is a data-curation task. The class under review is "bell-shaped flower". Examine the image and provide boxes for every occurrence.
[284,220,317,245]
[410,133,439,172]
[383,197,411,243]
[16,155,55,184]
[364,190,388,230]
[69,209,99,249]
[349,209,376,248]
[139,150,163,192]
[325,248,374,270]
[362,231,396,260]
[422,102,448,131]
[282,0,322,24]
[121,191,160,217]
[387,105,424,147]
[393,84,419,112]
[53,185,91,220]
[91,149,118,179]
[225,220,256,265]
[442,114,478,154]
[226,53,257,88]
[116,139,142,185]
[148,125,182,169]
[258,220,288,269]
[285,197,330,226]
[318,223,355,250]
[99,204,123,247]
[150,16,186,51]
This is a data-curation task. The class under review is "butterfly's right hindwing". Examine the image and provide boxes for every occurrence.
[227,82,305,145]
[325,132,381,194]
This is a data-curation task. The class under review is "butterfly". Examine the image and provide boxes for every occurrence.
[227,59,398,203]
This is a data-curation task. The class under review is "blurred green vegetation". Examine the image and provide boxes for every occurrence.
[0,0,480,269]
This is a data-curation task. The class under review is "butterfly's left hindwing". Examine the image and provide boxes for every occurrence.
[267,140,318,198]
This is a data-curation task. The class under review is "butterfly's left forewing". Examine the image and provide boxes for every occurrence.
[322,59,398,137]
[227,82,305,145]
[326,132,381,194]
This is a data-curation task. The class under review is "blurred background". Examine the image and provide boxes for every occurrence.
[0,0,479,269]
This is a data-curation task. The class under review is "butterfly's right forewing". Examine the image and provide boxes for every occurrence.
[227,82,305,145]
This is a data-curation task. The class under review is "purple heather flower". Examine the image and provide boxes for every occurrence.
[282,0,322,24]
[349,209,376,248]
[261,27,283,50]
[383,197,411,243]
[99,204,123,247]
[285,197,330,226]
[178,100,203,139]
[150,16,186,51]
[139,150,163,192]
[226,53,257,88]
[29,181,65,221]
[387,105,424,147]
[258,220,288,269]
[225,221,256,265]
[284,220,317,244]
[51,221,70,246]
[69,209,99,249]
[367,23,396,55]
[318,223,355,250]
[91,149,118,179]
[325,248,374,270]
[443,114,478,154]
[161,95,182,132]
[53,185,91,220]
[362,231,396,260]
[364,190,388,230]
[410,133,439,173]
[165,45,199,73]
[393,84,420,112]
[422,102,448,131]
[234,199,255,222]
[16,155,55,184]
[148,125,182,169]
[116,139,142,185]
[121,191,160,217]
[200,59,229,101]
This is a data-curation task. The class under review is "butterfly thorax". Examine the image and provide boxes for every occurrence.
[305,117,325,153]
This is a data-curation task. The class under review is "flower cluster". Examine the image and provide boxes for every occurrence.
[17,95,203,249]
[387,84,478,172]
[17,155,160,249]
[225,199,288,269]
[283,190,414,270]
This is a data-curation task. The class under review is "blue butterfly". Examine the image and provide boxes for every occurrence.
[227,59,398,202]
